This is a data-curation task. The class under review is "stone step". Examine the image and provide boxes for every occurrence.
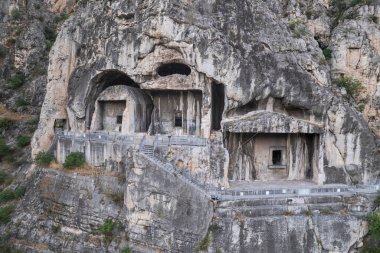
[215,203,350,218]
[215,195,351,208]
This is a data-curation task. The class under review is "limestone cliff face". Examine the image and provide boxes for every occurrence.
[33,0,379,184]
[3,0,380,252]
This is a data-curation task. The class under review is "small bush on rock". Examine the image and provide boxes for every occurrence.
[0,118,15,131]
[34,151,54,166]
[0,187,25,203]
[15,97,29,108]
[368,213,380,240]
[63,152,85,169]
[121,246,131,253]
[16,135,31,147]
[0,138,13,162]
[0,205,15,224]
[323,48,332,60]
[196,230,212,252]
[0,171,11,185]
[7,73,26,89]
[336,76,363,97]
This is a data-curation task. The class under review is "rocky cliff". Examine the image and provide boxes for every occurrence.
[1,0,380,252]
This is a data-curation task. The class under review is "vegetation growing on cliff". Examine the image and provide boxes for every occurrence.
[63,152,85,169]
[34,151,54,166]
[335,77,363,97]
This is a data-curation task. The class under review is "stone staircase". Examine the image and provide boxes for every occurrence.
[142,144,154,156]
[137,135,379,202]
[138,142,208,195]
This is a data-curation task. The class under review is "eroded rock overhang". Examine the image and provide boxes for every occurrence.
[222,111,323,134]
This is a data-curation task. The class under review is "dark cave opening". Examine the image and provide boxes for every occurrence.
[157,63,191,76]
[211,82,225,130]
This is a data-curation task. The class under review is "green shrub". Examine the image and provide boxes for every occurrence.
[323,48,333,60]
[0,205,15,224]
[0,45,6,59]
[196,230,212,252]
[44,26,56,51]
[358,103,365,112]
[0,171,11,185]
[16,135,31,147]
[336,76,363,97]
[121,246,132,253]
[1,243,23,253]
[10,9,21,19]
[52,224,61,233]
[0,118,15,131]
[0,189,16,203]
[97,219,116,237]
[15,97,29,108]
[34,151,54,166]
[44,26,57,41]
[350,0,372,7]
[289,19,309,38]
[7,73,26,89]
[368,213,380,240]
[63,152,85,169]
[14,186,25,198]
[0,187,25,203]
[46,40,54,51]
[371,15,379,23]
[0,138,13,162]
[30,65,47,77]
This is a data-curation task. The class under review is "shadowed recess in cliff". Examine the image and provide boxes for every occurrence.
[84,70,139,130]
[157,63,191,76]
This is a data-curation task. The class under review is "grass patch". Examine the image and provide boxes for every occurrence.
[335,76,363,97]
[7,72,26,90]
[358,103,365,112]
[0,205,15,224]
[52,224,61,233]
[15,97,29,108]
[0,187,25,203]
[289,19,309,38]
[34,151,54,166]
[121,246,132,253]
[197,230,213,252]
[323,48,333,60]
[304,210,313,216]
[320,209,334,215]
[98,219,116,236]
[0,118,15,131]
[44,26,57,51]
[0,45,6,59]
[97,218,120,243]
[10,9,21,20]
[0,171,12,186]
[371,15,379,23]
[368,213,380,240]
[16,135,31,147]
[0,138,14,163]
[63,152,85,169]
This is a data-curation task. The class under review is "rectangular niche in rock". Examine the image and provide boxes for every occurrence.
[150,90,202,136]
[269,146,287,169]
[174,110,183,127]
[100,100,126,132]
[225,132,319,182]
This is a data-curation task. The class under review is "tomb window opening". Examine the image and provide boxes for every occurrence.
[174,111,183,127]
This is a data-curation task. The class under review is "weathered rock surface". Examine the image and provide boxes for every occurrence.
[2,0,380,252]
[32,0,379,185]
